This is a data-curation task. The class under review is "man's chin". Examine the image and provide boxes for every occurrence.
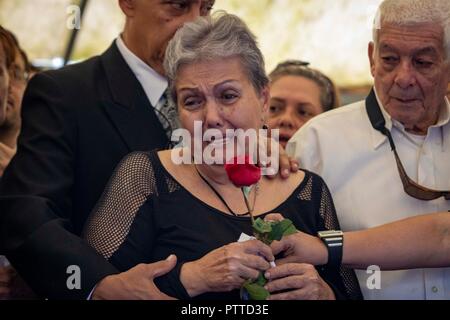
[387,100,423,116]
[390,111,424,128]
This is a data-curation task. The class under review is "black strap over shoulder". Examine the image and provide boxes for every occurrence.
[365,88,396,151]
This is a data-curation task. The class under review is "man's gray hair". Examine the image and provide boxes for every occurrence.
[164,11,269,103]
[373,0,450,59]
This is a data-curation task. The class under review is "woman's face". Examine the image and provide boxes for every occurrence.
[266,75,324,148]
[175,57,269,163]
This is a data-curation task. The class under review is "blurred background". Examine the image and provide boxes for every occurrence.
[0,0,392,103]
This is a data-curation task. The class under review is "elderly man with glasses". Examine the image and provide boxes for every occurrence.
[288,0,450,300]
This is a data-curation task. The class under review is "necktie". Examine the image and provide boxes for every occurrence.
[155,89,180,141]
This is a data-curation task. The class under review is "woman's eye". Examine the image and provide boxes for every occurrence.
[297,108,314,118]
[220,91,239,103]
[183,97,203,109]
[269,105,280,113]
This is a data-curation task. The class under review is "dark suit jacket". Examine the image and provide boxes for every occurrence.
[0,43,169,299]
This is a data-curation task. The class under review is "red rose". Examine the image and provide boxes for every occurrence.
[225,155,261,187]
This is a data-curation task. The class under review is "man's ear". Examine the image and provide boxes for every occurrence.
[118,0,136,17]
[368,42,376,77]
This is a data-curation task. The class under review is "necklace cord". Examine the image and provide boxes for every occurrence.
[194,165,257,217]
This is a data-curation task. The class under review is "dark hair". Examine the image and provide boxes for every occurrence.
[0,25,31,72]
[269,60,340,112]
[0,26,16,69]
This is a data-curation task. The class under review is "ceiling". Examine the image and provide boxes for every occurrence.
[0,0,384,86]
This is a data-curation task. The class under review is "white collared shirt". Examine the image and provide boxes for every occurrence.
[115,36,167,108]
[287,93,450,300]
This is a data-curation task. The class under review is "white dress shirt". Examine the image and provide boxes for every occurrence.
[115,36,167,109]
[287,92,450,300]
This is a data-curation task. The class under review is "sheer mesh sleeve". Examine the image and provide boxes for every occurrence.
[83,151,158,260]
[316,174,363,300]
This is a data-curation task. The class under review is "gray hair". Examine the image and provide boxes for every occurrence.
[164,11,269,103]
[372,0,450,60]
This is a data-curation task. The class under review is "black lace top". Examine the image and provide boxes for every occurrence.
[83,150,362,300]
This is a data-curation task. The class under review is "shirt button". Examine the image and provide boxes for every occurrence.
[432,286,439,293]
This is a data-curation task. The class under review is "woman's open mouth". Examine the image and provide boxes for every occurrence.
[278,133,292,149]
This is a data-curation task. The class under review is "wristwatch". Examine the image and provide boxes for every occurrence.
[317,230,344,269]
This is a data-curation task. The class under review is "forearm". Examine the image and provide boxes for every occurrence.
[343,213,450,270]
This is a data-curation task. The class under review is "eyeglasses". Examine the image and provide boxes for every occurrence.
[386,130,450,200]
[366,89,450,201]
[9,64,29,83]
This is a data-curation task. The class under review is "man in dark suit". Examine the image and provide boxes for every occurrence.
[0,0,215,299]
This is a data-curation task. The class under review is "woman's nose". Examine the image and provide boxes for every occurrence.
[278,108,302,131]
[203,99,224,129]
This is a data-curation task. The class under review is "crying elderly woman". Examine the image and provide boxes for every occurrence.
[84,12,361,300]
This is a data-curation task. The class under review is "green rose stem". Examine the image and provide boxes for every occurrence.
[241,186,255,226]
[240,185,297,300]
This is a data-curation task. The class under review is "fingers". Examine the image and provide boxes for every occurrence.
[266,276,307,294]
[243,240,274,263]
[93,258,179,300]
[146,255,177,278]
[267,272,334,300]
[273,256,299,266]
[278,148,291,179]
[290,158,299,172]
[241,253,271,272]
[264,213,284,223]
[270,238,292,256]
[265,263,309,281]
[265,264,325,300]
[237,265,261,282]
